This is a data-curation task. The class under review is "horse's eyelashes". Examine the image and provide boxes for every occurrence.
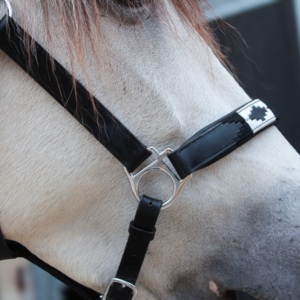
[104,0,154,24]
[114,0,144,8]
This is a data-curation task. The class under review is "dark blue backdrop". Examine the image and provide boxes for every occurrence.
[212,0,300,299]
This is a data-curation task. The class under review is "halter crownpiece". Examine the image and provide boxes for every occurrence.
[0,5,278,300]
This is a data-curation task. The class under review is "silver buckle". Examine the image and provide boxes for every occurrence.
[124,147,192,210]
[101,278,137,300]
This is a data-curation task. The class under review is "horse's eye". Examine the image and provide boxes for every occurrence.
[103,0,153,24]
[114,0,143,8]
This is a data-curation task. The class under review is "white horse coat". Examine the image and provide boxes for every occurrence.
[1,1,300,299]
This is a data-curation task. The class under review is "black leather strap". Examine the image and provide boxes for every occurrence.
[106,195,162,300]
[0,229,13,260]
[0,15,279,178]
[0,197,162,300]
[168,99,279,179]
[0,15,150,173]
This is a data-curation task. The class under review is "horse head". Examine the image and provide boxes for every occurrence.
[1,1,300,299]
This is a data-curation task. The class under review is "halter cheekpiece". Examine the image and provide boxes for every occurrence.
[0,1,278,299]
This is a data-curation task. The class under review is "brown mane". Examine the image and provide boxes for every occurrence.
[33,0,228,70]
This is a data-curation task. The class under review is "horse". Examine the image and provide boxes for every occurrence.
[1,0,300,299]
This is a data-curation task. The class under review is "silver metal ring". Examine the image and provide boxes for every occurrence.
[124,147,192,210]
[2,0,12,17]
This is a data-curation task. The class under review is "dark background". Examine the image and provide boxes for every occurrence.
[212,0,300,299]
[213,0,300,152]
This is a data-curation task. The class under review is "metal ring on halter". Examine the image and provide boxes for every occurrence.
[124,147,192,210]
[2,0,12,17]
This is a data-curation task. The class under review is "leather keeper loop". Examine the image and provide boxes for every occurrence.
[128,221,156,241]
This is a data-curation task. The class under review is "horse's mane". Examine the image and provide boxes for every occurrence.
[22,0,226,70]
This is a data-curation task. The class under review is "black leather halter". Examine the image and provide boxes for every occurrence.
[0,12,278,300]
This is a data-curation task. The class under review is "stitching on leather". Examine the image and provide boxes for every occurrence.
[238,100,260,114]
[236,100,274,131]
[235,127,249,142]
[221,112,243,125]
[250,117,275,131]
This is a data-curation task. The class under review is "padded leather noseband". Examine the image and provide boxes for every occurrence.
[0,14,278,300]
[169,100,278,179]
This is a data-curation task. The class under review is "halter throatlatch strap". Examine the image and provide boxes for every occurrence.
[0,15,150,173]
[103,195,162,300]
[168,99,278,179]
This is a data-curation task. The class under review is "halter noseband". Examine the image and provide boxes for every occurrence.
[0,2,278,299]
